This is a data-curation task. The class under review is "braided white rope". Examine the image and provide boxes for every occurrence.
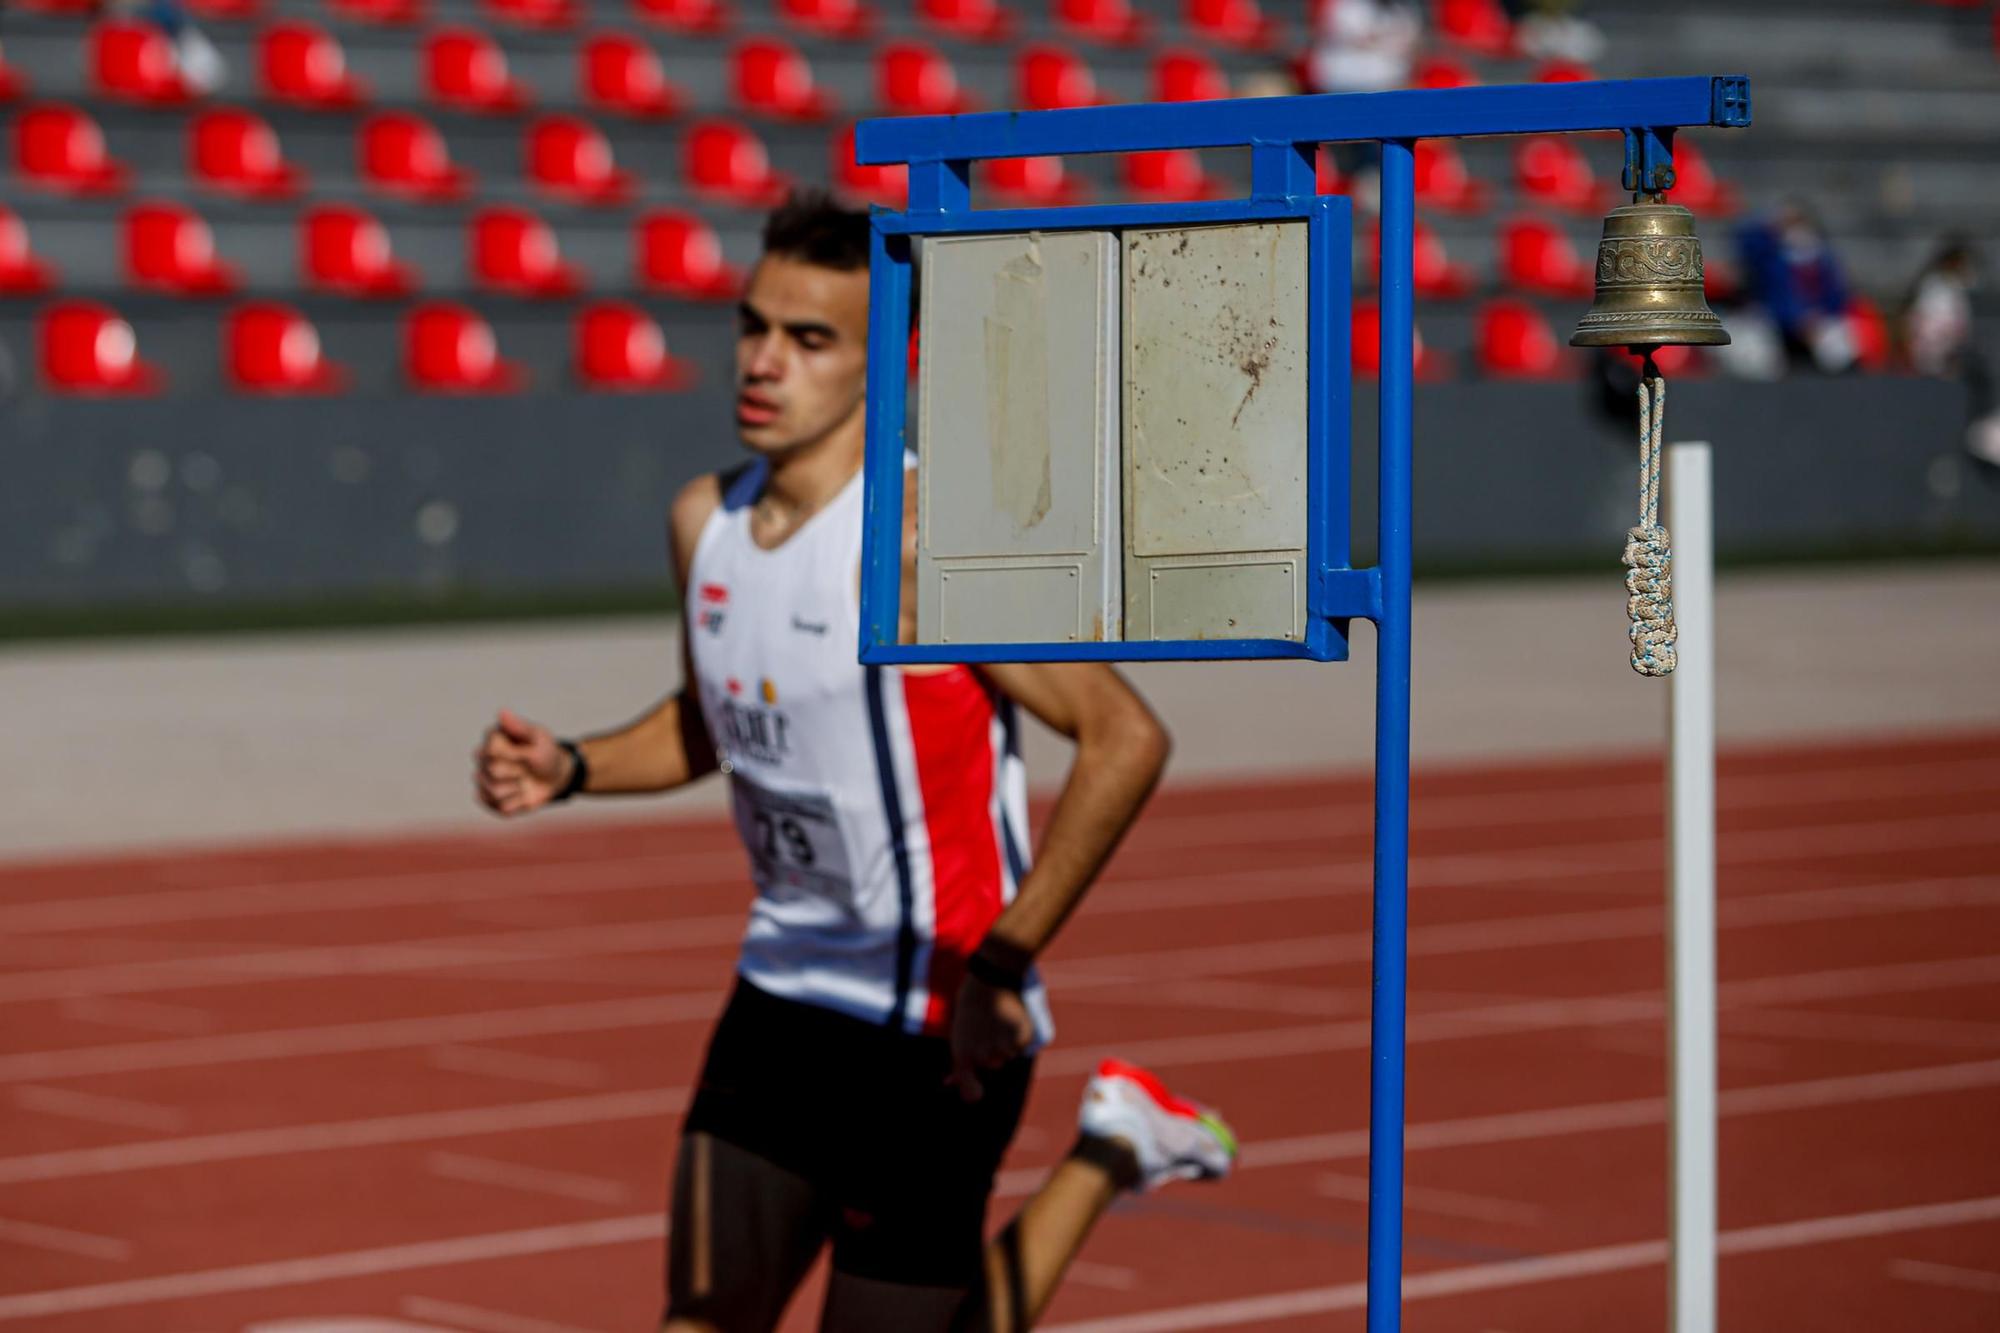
[1623,361,1677,677]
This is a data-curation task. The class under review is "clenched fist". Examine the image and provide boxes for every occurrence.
[473,709,573,817]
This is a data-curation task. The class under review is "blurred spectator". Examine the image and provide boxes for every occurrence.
[1734,200,1858,375]
[1305,0,1420,210]
[124,0,226,94]
[1501,0,1605,63]
[1307,0,1420,96]
[1903,237,2000,469]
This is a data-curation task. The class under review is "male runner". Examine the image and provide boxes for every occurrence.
[473,191,1235,1332]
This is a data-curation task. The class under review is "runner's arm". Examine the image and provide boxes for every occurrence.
[561,474,722,794]
[474,476,719,813]
[970,662,1170,960]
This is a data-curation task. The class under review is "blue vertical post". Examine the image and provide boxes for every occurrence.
[1367,136,1416,1333]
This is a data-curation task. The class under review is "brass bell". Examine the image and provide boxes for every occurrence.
[1570,199,1730,349]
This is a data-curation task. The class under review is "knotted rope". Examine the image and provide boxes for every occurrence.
[1622,356,1677,677]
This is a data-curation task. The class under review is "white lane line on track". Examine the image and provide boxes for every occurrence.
[1037,1194,2000,1332]
[1886,1258,2000,1296]
[425,1045,607,1090]
[0,1088,690,1185]
[4,749,1992,937]
[0,1215,132,1263]
[0,993,722,1085]
[1065,1262,1141,1292]
[5,1189,1997,1324]
[425,1152,630,1207]
[58,995,218,1035]
[11,1084,188,1133]
[0,1215,665,1321]
[1314,1173,1545,1227]
[401,1295,612,1333]
[0,875,1992,1088]
[1724,1006,2000,1054]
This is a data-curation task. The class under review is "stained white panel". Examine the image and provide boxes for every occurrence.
[916,230,1121,645]
[1122,221,1309,641]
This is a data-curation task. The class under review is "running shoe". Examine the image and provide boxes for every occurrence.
[1078,1057,1237,1191]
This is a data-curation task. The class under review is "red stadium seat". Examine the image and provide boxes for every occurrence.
[831,124,906,208]
[526,115,634,206]
[14,0,97,13]
[1514,135,1609,214]
[425,28,532,114]
[779,0,875,40]
[302,203,415,297]
[1533,58,1596,84]
[1316,144,1345,196]
[1846,296,1892,373]
[636,209,741,300]
[1664,137,1737,215]
[484,0,580,29]
[982,155,1086,207]
[190,108,304,198]
[1476,299,1570,378]
[632,0,732,33]
[576,301,695,390]
[1604,343,1693,378]
[41,301,162,394]
[361,112,473,202]
[1153,49,1227,103]
[260,22,368,109]
[1498,216,1594,297]
[0,207,57,294]
[406,302,524,392]
[918,0,1014,42]
[1184,0,1279,51]
[1056,0,1149,46]
[1350,299,1450,381]
[1413,138,1488,212]
[1122,148,1224,203]
[125,201,241,296]
[582,34,684,118]
[732,38,833,120]
[14,105,129,195]
[329,0,427,23]
[683,119,790,206]
[1369,220,1474,298]
[226,302,347,394]
[1434,0,1513,55]
[1016,45,1101,111]
[472,206,584,296]
[91,20,196,105]
[876,42,973,116]
[186,0,262,17]
[0,41,28,102]
[1409,55,1477,89]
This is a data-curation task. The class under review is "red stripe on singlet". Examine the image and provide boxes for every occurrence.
[901,668,1003,1036]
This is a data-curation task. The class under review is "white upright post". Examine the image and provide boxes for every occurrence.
[1667,441,1717,1333]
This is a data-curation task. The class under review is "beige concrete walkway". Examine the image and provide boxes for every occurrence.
[2,560,1995,860]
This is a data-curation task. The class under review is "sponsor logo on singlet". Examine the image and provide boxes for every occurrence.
[698,582,729,635]
[718,682,791,765]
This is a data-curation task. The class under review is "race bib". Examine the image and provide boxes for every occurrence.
[729,773,856,911]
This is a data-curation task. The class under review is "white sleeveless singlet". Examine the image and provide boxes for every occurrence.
[686,461,1053,1045]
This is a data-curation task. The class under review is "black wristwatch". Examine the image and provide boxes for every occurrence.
[552,739,591,802]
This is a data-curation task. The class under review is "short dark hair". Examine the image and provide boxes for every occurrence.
[761,189,871,272]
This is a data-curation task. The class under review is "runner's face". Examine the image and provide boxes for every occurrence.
[734,255,869,457]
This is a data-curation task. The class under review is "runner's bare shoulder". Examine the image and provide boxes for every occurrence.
[669,471,726,585]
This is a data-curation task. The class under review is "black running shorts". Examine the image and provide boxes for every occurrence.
[683,977,1035,1289]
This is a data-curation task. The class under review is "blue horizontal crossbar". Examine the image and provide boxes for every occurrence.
[856,76,1750,166]
[860,637,1348,665]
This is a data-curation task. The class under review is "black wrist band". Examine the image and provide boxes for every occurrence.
[965,948,1028,993]
[552,739,590,802]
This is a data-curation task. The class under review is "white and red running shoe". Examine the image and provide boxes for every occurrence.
[1078,1057,1237,1192]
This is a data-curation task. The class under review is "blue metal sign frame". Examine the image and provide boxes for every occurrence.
[862,191,1353,665]
[853,75,1750,1333]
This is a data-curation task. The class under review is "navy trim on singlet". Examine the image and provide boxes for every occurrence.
[995,698,1030,887]
[719,459,769,512]
[864,664,920,1032]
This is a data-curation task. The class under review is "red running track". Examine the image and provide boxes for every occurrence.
[1,729,1998,1332]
